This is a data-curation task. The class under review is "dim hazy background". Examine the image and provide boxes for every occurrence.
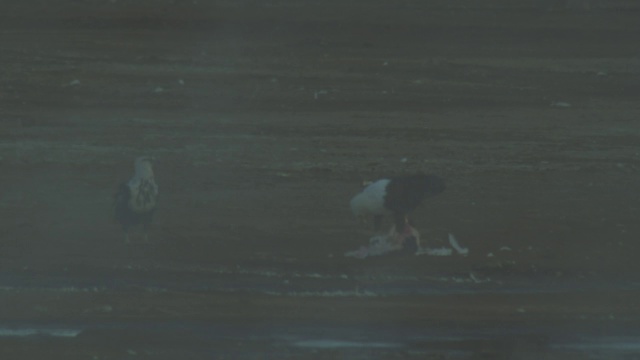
[1,1,640,359]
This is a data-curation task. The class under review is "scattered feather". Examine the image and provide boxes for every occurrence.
[416,247,452,256]
[448,234,469,256]
[551,101,572,108]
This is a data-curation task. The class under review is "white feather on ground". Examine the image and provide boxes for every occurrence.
[345,233,468,259]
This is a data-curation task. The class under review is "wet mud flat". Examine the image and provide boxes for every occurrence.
[2,264,640,359]
[2,0,640,359]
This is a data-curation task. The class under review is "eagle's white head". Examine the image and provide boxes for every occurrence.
[350,179,390,217]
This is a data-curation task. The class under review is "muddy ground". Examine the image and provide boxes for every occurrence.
[1,1,640,359]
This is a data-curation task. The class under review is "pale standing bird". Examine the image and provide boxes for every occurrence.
[114,156,158,242]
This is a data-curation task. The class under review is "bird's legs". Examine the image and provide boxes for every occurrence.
[122,226,150,243]
[373,215,383,232]
[142,222,151,242]
[390,214,420,252]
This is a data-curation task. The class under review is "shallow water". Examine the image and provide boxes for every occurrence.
[1,262,639,359]
[2,316,640,359]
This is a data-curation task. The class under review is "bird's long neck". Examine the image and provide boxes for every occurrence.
[135,163,154,179]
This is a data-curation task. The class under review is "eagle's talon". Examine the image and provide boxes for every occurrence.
[350,173,441,253]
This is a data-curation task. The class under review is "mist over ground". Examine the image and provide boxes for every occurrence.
[1,1,640,359]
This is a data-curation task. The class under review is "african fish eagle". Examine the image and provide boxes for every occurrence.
[350,173,445,251]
